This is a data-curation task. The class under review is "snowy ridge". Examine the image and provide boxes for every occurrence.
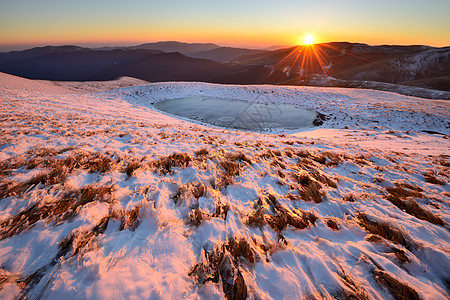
[0,73,449,299]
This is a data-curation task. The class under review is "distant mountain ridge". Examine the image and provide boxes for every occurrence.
[0,41,448,98]
[129,41,220,55]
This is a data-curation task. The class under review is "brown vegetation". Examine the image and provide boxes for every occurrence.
[292,172,324,203]
[153,152,192,175]
[189,237,255,300]
[386,185,445,226]
[357,213,412,250]
[423,171,446,185]
[0,184,112,240]
[372,269,419,300]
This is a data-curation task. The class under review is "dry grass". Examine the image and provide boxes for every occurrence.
[386,186,423,199]
[334,259,369,300]
[172,182,206,205]
[59,216,111,258]
[266,207,318,236]
[60,152,114,173]
[0,167,66,199]
[153,152,191,175]
[292,172,324,203]
[228,152,253,165]
[190,182,206,199]
[386,186,445,226]
[299,181,323,203]
[219,160,241,177]
[343,193,356,202]
[194,148,209,156]
[357,213,412,250]
[0,184,112,240]
[186,209,210,227]
[213,154,247,189]
[188,237,252,300]
[124,159,142,177]
[326,218,340,231]
[119,206,141,231]
[372,269,419,300]
[246,196,317,240]
[312,154,327,165]
[311,170,337,188]
[213,201,230,220]
[390,248,410,264]
[246,208,266,228]
[423,171,446,185]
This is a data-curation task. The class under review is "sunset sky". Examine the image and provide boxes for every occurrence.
[1,0,449,51]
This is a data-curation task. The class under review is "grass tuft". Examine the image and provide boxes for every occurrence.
[424,171,446,185]
[357,213,412,250]
[153,152,191,175]
[372,269,419,300]
[386,185,445,226]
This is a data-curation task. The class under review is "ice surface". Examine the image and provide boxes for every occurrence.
[154,95,317,131]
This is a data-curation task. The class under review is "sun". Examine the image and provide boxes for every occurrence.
[302,34,315,45]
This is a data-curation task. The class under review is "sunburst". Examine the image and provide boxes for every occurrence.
[302,34,315,45]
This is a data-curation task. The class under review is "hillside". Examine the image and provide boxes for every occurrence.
[0,73,449,299]
[234,43,450,92]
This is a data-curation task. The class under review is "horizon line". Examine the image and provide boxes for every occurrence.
[1,40,449,53]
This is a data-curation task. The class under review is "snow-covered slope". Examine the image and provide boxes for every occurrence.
[0,73,448,299]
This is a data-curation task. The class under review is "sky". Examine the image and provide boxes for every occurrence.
[0,0,449,51]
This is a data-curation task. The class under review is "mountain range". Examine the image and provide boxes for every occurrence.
[0,41,448,98]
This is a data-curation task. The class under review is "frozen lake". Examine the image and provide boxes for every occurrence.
[154,95,317,131]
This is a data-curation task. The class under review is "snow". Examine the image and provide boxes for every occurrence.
[0,72,449,299]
